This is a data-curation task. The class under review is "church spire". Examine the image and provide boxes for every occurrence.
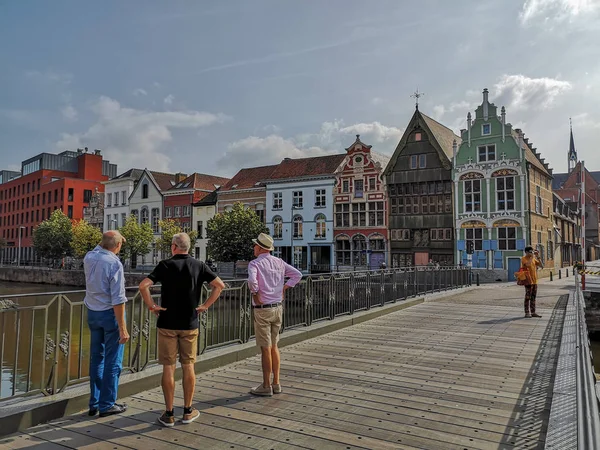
[568,118,578,173]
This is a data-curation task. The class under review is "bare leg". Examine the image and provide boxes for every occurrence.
[271,345,281,385]
[162,364,176,411]
[260,346,272,387]
[181,363,196,408]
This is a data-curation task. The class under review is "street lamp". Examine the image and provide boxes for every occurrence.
[17,226,26,267]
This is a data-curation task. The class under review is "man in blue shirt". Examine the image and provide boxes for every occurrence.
[84,230,129,417]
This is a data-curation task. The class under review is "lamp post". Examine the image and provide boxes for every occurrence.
[17,226,26,267]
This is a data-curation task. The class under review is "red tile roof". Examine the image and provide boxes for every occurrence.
[221,164,279,191]
[148,171,177,191]
[169,173,230,192]
[267,154,346,180]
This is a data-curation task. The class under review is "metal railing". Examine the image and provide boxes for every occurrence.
[574,272,600,448]
[0,265,470,402]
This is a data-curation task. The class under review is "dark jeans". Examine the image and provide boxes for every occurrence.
[87,308,125,412]
[524,284,538,315]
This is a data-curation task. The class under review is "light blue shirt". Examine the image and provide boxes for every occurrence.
[83,245,127,311]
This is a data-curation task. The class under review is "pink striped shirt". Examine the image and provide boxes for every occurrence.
[247,253,302,305]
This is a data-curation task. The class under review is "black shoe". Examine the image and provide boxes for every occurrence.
[88,408,98,416]
[99,403,127,417]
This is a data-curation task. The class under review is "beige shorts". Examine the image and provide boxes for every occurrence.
[157,328,198,365]
[253,305,283,348]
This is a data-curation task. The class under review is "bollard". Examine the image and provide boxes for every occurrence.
[582,273,586,290]
[559,269,562,279]
[550,271,553,281]
[566,269,569,277]
[476,273,480,286]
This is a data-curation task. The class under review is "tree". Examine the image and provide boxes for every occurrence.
[207,202,269,262]
[119,215,154,269]
[71,220,103,258]
[33,209,73,262]
[156,219,198,257]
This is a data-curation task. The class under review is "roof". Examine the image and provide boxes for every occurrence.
[421,113,462,159]
[266,154,346,180]
[110,168,144,181]
[553,170,600,190]
[170,173,230,191]
[193,189,219,206]
[148,171,178,191]
[221,164,279,191]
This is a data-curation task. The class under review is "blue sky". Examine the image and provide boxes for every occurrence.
[1,0,599,177]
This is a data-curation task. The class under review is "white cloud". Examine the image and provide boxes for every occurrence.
[164,94,175,105]
[133,88,148,96]
[219,120,403,171]
[493,74,572,111]
[61,105,78,122]
[56,96,228,172]
[25,69,72,85]
[520,0,599,25]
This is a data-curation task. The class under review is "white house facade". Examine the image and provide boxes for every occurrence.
[191,190,218,261]
[102,169,143,232]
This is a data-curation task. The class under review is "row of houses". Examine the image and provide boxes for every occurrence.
[0,89,596,280]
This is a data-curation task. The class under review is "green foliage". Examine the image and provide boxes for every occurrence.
[71,220,103,258]
[156,219,198,257]
[119,215,154,266]
[207,202,268,262]
[33,209,73,261]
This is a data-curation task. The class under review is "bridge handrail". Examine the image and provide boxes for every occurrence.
[574,272,600,449]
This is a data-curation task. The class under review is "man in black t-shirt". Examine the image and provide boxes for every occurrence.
[139,233,225,427]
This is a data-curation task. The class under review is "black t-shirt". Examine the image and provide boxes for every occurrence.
[148,254,217,330]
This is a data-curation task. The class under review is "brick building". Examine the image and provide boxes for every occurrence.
[0,148,117,263]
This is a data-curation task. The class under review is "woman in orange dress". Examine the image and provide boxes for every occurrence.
[521,246,543,318]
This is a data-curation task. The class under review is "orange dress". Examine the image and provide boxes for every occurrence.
[521,256,542,285]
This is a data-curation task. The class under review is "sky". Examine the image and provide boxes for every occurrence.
[0,0,599,178]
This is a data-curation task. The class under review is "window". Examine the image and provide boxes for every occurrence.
[419,154,426,168]
[496,177,515,211]
[464,180,481,212]
[410,155,418,169]
[293,191,303,208]
[67,205,73,219]
[335,204,350,227]
[315,214,326,238]
[107,193,112,207]
[352,203,366,227]
[54,189,58,203]
[354,179,364,198]
[197,220,204,238]
[42,192,46,205]
[368,178,376,191]
[121,213,126,227]
[151,208,160,233]
[336,237,351,265]
[369,236,385,251]
[181,222,190,232]
[83,190,92,203]
[68,188,74,202]
[496,227,516,250]
[352,235,367,266]
[114,192,119,206]
[368,202,384,226]
[478,145,496,162]
[293,215,303,238]
[140,207,149,224]
[131,209,139,221]
[535,186,542,214]
[183,205,190,217]
[342,180,349,193]
[273,192,282,209]
[121,190,126,205]
[465,228,483,251]
[142,183,149,199]
[256,208,265,223]
[414,132,422,141]
[482,123,491,135]
[165,207,172,218]
[315,189,326,208]
[174,206,181,217]
[393,229,410,241]
[107,215,111,229]
[272,216,282,239]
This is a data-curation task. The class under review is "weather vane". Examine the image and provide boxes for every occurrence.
[411,89,425,109]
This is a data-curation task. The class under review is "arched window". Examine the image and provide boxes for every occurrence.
[369,234,385,252]
[140,207,149,225]
[151,208,160,233]
[315,214,326,239]
[293,215,303,239]
[142,183,149,199]
[352,234,367,266]
[273,216,283,239]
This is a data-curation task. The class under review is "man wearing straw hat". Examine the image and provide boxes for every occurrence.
[248,232,302,396]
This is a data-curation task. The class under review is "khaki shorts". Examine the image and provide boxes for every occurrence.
[157,328,198,365]
[253,305,283,348]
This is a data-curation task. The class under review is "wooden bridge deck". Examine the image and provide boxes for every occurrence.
[1,278,572,450]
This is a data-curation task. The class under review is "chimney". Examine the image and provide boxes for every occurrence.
[501,106,506,142]
[482,88,489,120]
[467,112,472,147]
[94,149,101,155]
[76,148,83,155]
[175,172,187,183]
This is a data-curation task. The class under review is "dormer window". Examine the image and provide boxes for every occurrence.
[414,132,422,141]
[482,123,491,135]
